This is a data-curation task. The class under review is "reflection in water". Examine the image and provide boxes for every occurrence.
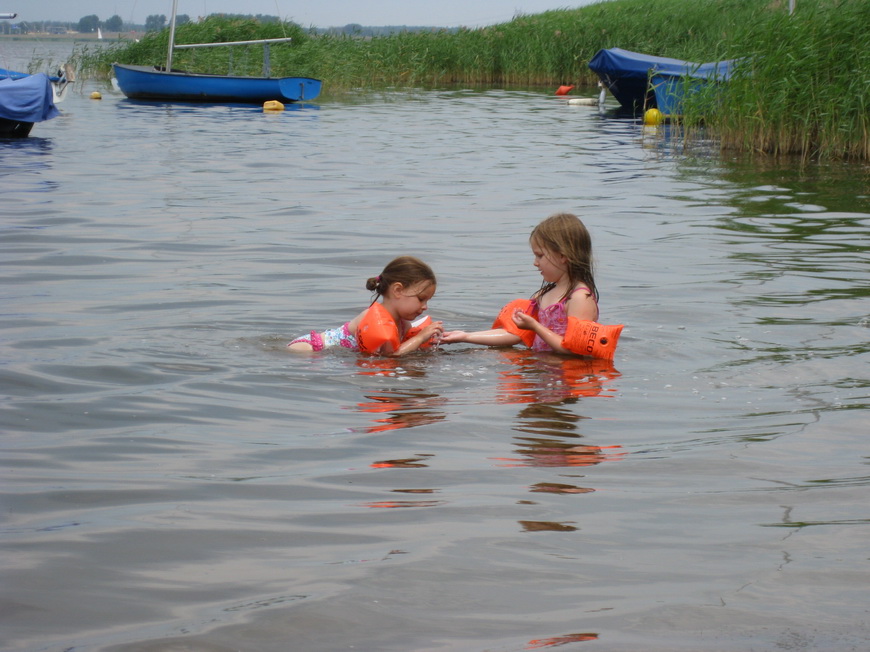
[495,350,621,404]
[513,402,586,437]
[526,632,599,648]
[495,439,625,468]
[519,520,578,532]
[493,353,626,471]
[361,499,445,508]
[353,358,447,433]
[355,357,429,378]
[530,482,595,495]
[487,350,627,533]
[370,455,432,469]
[354,390,447,433]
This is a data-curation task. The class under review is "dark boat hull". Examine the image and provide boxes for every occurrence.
[0,117,34,137]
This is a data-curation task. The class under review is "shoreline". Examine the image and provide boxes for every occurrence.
[0,33,134,42]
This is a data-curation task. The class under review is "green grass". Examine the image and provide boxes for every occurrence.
[711,0,870,161]
[76,0,870,161]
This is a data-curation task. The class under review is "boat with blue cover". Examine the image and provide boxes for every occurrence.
[588,47,736,115]
[0,72,59,137]
[0,11,72,136]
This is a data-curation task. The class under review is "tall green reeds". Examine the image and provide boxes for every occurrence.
[702,0,870,161]
[81,0,764,86]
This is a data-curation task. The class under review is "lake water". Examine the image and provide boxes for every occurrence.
[2,39,869,652]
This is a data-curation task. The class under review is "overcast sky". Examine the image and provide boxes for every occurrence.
[11,1,600,28]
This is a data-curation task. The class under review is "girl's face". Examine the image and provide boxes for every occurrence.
[389,281,436,321]
[531,240,567,284]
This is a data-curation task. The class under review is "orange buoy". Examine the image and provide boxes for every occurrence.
[555,85,575,96]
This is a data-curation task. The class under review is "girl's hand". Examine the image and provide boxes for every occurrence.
[421,320,444,342]
[439,330,467,344]
[512,309,539,331]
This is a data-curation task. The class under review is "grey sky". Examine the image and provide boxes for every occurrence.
[11,1,599,28]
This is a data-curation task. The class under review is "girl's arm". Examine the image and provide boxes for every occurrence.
[389,320,444,356]
[512,291,599,354]
[511,312,565,352]
[440,328,522,347]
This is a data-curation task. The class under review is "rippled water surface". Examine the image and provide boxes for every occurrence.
[2,39,869,652]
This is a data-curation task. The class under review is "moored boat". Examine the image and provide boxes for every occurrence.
[0,73,59,137]
[112,63,321,103]
[588,47,736,115]
[112,0,322,105]
[1,64,76,103]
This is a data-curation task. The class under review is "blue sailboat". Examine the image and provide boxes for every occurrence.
[112,1,321,104]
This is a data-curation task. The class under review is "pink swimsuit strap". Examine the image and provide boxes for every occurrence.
[531,286,595,310]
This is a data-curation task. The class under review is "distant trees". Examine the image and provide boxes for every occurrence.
[77,14,100,33]
[145,14,167,31]
[104,15,123,31]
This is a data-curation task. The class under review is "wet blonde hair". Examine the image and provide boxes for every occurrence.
[365,255,436,300]
[530,212,598,302]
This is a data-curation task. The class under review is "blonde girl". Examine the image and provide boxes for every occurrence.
[442,213,621,358]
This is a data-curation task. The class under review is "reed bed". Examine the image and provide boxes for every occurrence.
[708,0,870,161]
[78,0,870,161]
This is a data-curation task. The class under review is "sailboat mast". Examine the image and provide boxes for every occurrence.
[166,0,179,71]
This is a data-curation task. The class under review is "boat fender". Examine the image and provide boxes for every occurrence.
[491,299,537,348]
[555,85,575,96]
[562,317,623,360]
[567,97,599,106]
[90,91,102,100]
[263,100,284,112]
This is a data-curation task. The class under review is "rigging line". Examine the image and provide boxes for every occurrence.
[275,0,288,38]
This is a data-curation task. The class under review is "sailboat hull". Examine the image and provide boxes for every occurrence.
[112,64,322,103]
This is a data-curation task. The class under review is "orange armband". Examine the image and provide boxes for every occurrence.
[562,317,623,360]
[405,315,435,349]
[357,303,401,355]
[492,298,537,348]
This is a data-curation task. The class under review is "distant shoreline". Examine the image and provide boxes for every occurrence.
[0,32,135,42]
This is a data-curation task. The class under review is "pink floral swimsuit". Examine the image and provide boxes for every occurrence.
[529,287,598,352]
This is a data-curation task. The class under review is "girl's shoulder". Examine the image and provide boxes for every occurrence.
[568,286,595,301]
[565,285,599,320]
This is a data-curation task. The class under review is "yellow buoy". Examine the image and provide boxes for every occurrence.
[90,91,102,100]
[643,108,663,126]
[263,100,285,112]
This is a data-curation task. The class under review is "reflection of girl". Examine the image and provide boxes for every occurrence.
[494,350,620,405]
[288,256,443,356]
[442,213,622,358]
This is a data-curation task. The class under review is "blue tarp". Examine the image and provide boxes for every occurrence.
[0,73,59,122]
[588,47,736,82]
[1,67,65,82]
